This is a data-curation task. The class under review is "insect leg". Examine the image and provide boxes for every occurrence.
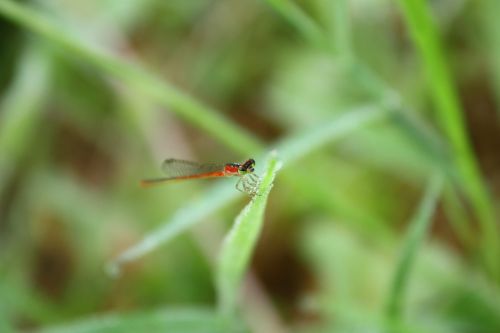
[235,177,245,193]
[242,175,259,196]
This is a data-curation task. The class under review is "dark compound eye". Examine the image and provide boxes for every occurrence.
[238,159,256,173]
[245,159,255,168]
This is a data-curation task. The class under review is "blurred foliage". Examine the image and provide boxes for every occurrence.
[0,0,500,332]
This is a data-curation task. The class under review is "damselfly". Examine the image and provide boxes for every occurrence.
[140,158,260,195]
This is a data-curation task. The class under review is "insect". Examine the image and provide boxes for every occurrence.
[140,158,260,195]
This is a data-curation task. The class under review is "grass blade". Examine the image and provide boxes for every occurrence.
[0,0,262,155]
[315,0,352,57]
[263,0,330,51]
[396,0,498,279]
[477,0,500,115]
[0,41,50,191]
[217,152,282,316]
[106,181,239,276]
[386,173,444,321]
[275,105,387,163]
[37,308,229,333]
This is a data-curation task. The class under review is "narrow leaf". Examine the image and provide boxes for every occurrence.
[37,308,229,333]
[386,173,443,321]
[396,0,498,278]
[217,152,282,316]
[0,0,262,155]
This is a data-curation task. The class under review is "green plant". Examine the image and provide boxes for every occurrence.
[0,0,498,332]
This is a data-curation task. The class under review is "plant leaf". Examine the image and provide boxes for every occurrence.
[216,151,282,316]
[37,308,231,333]
[386,173,444,321]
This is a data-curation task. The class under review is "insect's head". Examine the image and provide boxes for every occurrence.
[239,158,255,175]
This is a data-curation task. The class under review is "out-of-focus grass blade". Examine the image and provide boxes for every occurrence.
[0,41,50,191]
[264,0,495,275]
[37,308,230,333]
[109,105,388,269]
[263,0,330,51]
[386,173,443,322]
[0,0,263,156]
[275,105,387,163]
[106,180,239,276]
[478,0,500,114]
[396,0,498,279]
[217,152,281,316]
[315,0,351,57]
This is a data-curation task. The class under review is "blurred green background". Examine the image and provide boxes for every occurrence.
[1,0,500,332]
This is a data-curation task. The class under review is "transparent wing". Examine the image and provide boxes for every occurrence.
[161,159,224,178]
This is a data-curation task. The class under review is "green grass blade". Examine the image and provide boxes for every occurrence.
[0,41,50,191]
[217,152,282,316]
[331,0,351,57]
[106,181,240,276]
[386,173,444,321]
[108,106,388,270]
[263,0,330,51]
[396,0,498,280]
[263,0,497,277]
[37,308,229,333]
[478,0,500,115]
[275,105,388,163]
[315,0,352,57]
[0,0,263,155]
